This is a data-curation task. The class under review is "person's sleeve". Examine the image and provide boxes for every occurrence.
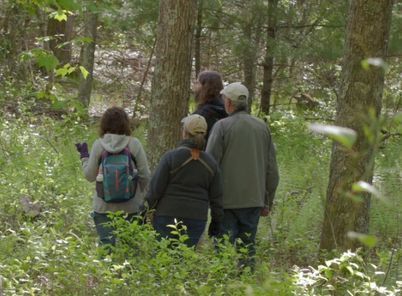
[130,138,151,191]
[145,153,170,209]
[209,166,223,222]
[265,130,279,210]
[205,122,224,164]
[81,140,102,182]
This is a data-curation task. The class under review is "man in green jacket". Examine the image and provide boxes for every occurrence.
[206,82,279,269]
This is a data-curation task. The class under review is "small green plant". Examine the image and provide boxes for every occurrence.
[293,250,401,295]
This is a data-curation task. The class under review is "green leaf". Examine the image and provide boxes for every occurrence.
[324,268,333,279]
[36,91,47,99]
[56,64,76,77]
[55,67,69,77]
[352,181,381,199]
[49,10,68,22]
[347,232,378,248]
[309,123,357,149]
[345,265,354,275]
[32,49,59,71]
[361,58,388,70]
[79,66,89,79]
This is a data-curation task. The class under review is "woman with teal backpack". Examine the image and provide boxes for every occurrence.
[75,107,151,249]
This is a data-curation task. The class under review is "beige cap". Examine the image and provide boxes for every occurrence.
[220,82,249,102]
[181,114,207,135]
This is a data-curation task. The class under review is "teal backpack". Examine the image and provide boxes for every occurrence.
[96,147,138,203]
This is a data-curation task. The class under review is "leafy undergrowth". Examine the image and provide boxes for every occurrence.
[0,112,400,295]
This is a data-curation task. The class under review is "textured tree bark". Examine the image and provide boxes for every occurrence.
[241,1,263,111]
[261,0,278,115]
[194,0,203,79]
[319,0,393,251]
[148,0,197,168]
[77,11,97,107]
[47,15,74,65]
[2,4,22,73]
[242,21,256,107]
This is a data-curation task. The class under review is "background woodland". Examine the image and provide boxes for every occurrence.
[0,0,401,295]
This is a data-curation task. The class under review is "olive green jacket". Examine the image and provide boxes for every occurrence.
[206,111,279,210]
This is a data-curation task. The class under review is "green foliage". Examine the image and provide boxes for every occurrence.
[0,104,400,294]
[309,123,357,149]
[20,48,60,72]
[293,250,401,295]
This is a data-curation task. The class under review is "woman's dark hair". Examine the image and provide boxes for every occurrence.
[197,71,223,106]
[100,107,131,137]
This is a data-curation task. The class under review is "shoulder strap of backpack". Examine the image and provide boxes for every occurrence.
[169,147,214,176]
[98,146,137,170]
[121,146,139,175]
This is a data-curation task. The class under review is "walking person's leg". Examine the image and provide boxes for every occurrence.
[181,218,207,247]
[152,215,176,241]
[92,212,116,255]
[221,209,240,244]
[235,207,261,270]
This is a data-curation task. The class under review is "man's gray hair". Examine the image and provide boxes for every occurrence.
[232,99,248,112]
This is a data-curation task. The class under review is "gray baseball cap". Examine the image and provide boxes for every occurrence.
[220,82,249,102]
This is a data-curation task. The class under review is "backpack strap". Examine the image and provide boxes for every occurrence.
[198,157,214,175]
[169,156,194,175]
[169,147,214,176]
[98,146,137,172]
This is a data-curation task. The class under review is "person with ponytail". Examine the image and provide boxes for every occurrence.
[146,114,223,247]
[192,70,228,142]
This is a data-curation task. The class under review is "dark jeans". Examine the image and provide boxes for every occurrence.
[153,215,206,248]
[222,207,261,268]
[92,212,139,247]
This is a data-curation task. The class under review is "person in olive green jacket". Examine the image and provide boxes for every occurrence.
[206,82,279,269]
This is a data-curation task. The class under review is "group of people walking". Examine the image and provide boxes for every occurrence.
[75,70,279,268]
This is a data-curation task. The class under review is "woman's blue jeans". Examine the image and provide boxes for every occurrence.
[92,212,138,247]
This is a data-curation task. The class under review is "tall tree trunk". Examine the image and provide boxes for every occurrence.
[194,0,203,79]
[77,11,97,107]
[47,15,74,65]
[319,0,393,252]
[261,0,278,115]
[241,1,263,111]
[242,22,255,105]
[148,0,197,168]
[2,4,22,73]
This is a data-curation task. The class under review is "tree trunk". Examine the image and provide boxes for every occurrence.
[194,0,203,79]
[242,22,255,106]
[77,11,97,107]
[319,0,393,252]
[47,15,74,65]
[261,0,278,115]
[241,1,263,111]
[148,0,197,168]
[2,4,22,73]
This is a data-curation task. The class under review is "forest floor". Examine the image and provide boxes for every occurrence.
[0,105,401,295]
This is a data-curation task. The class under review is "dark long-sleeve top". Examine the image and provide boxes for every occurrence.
[193,97,228,141]
[146,139,223,222]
